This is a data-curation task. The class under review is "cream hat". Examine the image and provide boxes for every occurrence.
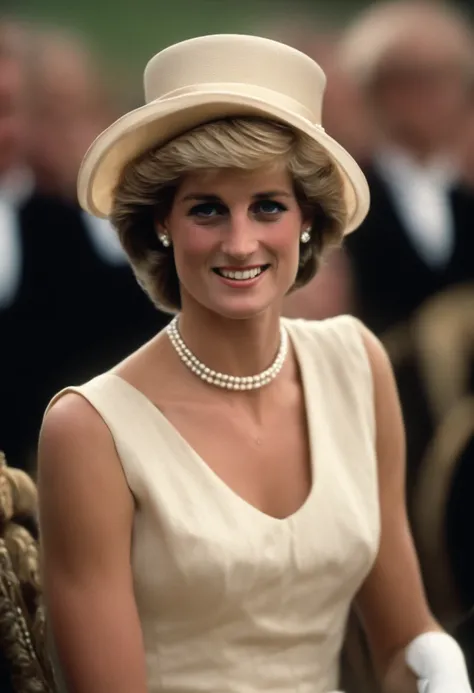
[78,34,370,233]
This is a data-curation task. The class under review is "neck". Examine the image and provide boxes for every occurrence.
[176,303,283,379]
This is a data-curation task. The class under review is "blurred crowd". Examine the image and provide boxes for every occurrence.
[0,21,164,471]
[1,0,474,665]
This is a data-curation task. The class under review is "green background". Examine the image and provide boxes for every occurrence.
[11,0,367,75]
[9,0,471,87]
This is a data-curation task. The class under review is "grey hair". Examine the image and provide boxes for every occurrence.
[338,0,474,88]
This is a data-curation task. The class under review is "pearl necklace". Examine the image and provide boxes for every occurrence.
[166,316,288,390]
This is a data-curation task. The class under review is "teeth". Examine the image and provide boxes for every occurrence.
[219,267,263,280]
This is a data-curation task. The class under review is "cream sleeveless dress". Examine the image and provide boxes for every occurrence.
[46,316,380,693]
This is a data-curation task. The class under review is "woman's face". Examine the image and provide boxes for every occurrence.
[160,166,307,320]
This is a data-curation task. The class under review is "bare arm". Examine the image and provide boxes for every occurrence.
[355,326,440,692]
[38,394,148,693]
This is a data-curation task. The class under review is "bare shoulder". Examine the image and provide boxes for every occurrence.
[353,319,396,395]
[41,391,110,447]
[351,323,406,494]
[38,392,133,534]
[38,398,144,692]
[39,392,119,477]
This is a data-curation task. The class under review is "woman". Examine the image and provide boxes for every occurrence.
[37,34,471,692]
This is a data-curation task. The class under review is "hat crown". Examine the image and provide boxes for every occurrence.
[144,34,326,125]
[78,33,369,230]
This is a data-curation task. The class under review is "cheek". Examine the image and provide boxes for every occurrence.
[174,225,215,262]
[266,222,300,259]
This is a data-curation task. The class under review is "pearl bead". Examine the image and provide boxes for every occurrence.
[166,315,288,391]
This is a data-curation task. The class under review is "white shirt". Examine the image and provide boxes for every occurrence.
[0,168,33,310]
[375,147,458,269]
[0,168,126,309]
[81,212,126,266]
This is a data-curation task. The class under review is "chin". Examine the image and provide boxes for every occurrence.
[211,304,270,321]
[206,295,278,321]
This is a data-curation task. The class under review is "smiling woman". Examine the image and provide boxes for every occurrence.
[37,33,471,693]
[111,117,346,314]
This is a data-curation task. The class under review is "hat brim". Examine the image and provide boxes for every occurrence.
[78,87,370,233]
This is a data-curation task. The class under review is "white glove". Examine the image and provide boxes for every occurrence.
[406,631,472,692]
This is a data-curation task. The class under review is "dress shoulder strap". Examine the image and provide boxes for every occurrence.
[44,373,174,496]
[284,315,376,443]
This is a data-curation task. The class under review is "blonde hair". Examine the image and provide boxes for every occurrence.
[111,117,346,313]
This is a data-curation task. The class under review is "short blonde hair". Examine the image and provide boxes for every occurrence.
[111,117,346,313]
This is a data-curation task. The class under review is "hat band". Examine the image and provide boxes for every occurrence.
[146,82,323,129]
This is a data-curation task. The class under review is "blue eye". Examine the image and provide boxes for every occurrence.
[188,203,224,218]
[255,200,287,215]
[187,199,287,219]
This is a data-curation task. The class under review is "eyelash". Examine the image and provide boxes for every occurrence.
[188,200,288,219]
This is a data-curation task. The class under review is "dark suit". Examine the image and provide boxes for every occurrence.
[345,163,474,335]
[0,192,166,470]
[345,163,474,481]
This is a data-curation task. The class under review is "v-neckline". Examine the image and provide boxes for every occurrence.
[108,320,323,525]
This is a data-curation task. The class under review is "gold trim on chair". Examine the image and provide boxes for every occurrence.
[0,540,54,692]
[380,320,414,369]
[340,610,379,693]
[412,284,474,423]
[412,396,474,628]
[0,452,56,692]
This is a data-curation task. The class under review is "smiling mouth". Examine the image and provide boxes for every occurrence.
[212,265,270,280]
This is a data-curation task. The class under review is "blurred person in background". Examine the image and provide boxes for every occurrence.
[307,35,373,166]
[340,0,474,335]
[339,3,474,644]
[0,19,38,471]
[458,87,474,190]
[23,29,115,201]
[1,24,162,470]
[0,20,29,203]
[260,18,373,165]
[0,20,30,310]
[19,28,163,363]
[259,20,370,323]
[338,1,474,484]
[22,41,165,340]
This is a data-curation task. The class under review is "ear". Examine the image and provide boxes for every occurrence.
[154,217,172,248]
[302,205,315,228]
[296,200,313,230]
[153,215,170,242]
[154,216,166,235]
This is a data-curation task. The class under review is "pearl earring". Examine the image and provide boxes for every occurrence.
[158,233,171,248]
[300,228,311,244]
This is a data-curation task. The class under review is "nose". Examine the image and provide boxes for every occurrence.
[220,215,259,260]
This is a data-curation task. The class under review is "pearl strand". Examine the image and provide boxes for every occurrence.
[166,316,288,390]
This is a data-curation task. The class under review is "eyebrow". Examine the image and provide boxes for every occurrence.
[180,190,293,203]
